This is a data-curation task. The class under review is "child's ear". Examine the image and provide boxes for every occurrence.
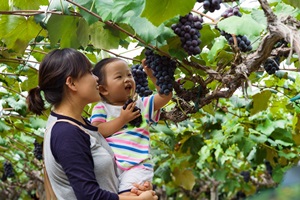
[99,85,108,96]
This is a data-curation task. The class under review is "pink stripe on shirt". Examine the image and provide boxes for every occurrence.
[94,105,105,109]
[106,138,149,149]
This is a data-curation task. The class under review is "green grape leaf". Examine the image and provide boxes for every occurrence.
[282,0,300,9]
[207,37,227,62]
[141,0,195,26]
[72,0,99,25]
[0,0,9,10]
[13,0,48,10]
[218,14,265,36]
[94,0,114,21]
[29,118,47,129]
[47,15,81,48]
[48,0,70,14]
[129,17,166,43]
[239,137,256,156]
[154,163,172,183]
[110,0,144,23]
[257,118,275,136]
[249,129,268,143]
[77,18,90,48]
[0,16,47,54]
[89,22,120,49]
[213,169,227,182]
[181,135,203,155]
[0,121,10,132]
[200,24,219,49]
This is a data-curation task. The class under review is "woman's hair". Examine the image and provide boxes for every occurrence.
[26,48,93,115]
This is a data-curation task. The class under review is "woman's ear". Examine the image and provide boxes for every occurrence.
[65,77,77,91]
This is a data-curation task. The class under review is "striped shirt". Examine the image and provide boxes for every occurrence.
[90,95,160,170]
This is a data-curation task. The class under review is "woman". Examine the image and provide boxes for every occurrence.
[26,48,157,200]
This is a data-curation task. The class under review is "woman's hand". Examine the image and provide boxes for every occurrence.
[130,181,152,195]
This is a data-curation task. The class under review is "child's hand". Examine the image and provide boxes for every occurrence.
[142,59,154,78]
[120,102,141,124]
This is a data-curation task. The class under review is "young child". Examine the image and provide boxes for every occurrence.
[90,57,172,195]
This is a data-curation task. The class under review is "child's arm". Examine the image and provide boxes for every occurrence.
[142,60,173,111]
[92,102,141,137]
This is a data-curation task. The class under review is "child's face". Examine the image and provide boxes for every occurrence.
[101,60,136,105]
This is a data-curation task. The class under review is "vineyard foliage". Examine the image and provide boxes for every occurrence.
[1,0,300,199]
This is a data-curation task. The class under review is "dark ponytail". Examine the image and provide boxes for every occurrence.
[26,86,45,115]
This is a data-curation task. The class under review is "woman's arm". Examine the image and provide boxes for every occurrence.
[51,124,119,200]
[119,190,158,200]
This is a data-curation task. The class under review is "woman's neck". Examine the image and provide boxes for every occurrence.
[53,105,85,124]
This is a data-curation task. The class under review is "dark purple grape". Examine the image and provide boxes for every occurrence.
[263,57,280,75]
[33,140,43,160]
[131,64,153,97]
[3,161,14,179]
[240,171,250,182]
[198,0,222,12]
[123,98,142,127]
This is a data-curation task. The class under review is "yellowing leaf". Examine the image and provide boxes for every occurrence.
[173,168,195,190]
[250,90,272,116]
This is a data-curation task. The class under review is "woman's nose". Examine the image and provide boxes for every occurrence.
[93,74,99,82]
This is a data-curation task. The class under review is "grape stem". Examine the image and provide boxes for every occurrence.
[192,9,217,23]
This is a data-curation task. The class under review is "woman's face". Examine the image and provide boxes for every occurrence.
[74,71,101,104]
[101,60,136,105]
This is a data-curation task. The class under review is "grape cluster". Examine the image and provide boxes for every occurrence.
[197,0,222,12]
[34,140,43,160]
[220,31,252,52]
[123,98,142,127]
[131,64,153,97]
[265,160,273,176]
[145,49,176,95]
[2,161,15,181]
[240,171,250,182]
[263,57,280,75]
[171,13,203,55]
[221,6,242,18]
